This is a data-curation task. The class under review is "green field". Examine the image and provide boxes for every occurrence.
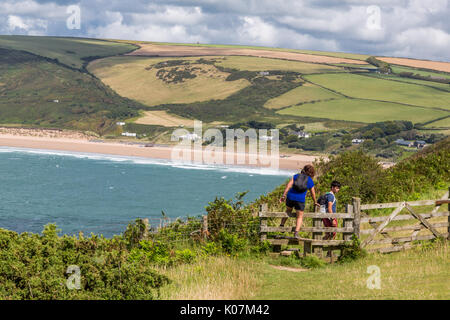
[425,117,450,128]
[365,73,450,92]
[305,73,450,110]
[264,83,342,109]
[215,56,344,73]
[278,98,449,124]
[88,56,250,107]
[0,35,137,69]
[391,65,450,80]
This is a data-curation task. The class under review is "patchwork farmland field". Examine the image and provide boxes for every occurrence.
[364,73,450,92]
[215,56,343,74]
[134,110,195,127]
[277,99,449,124]
[377,57,450,73]
[87,56,250,107]
[0,35,137,69]
[425,117,450,128]
[0,35,449,144]
[304,73,450,110]
[390,65,450,80]
[264,83,341,109]
[127,43,369,65]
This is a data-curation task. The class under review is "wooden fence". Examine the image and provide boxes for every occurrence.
[259,188,450,257]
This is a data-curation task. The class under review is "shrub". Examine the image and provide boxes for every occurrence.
[201,242,221,256]
[217,229,249,255]
[0,224,170,300]
[299,255,326,269]
[338,235,367,264]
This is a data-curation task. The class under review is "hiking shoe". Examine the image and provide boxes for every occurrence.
[293,232,300,239]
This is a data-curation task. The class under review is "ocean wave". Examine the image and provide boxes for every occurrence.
[0,146,293,176]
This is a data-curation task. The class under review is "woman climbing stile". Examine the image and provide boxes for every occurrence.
[279,164,319,239]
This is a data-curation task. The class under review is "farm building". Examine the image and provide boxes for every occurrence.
[395,139,414,147]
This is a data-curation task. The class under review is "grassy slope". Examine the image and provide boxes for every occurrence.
[0,35,137,70]
[87,56,250,107]
[264,83,342,109]
[305,73,450,110]
[215,56,344,73]
[391,65,450,80]
[254,243,448,300]
[278,98,449,124]
[157,242,449,300]
[113,39,371,61]
[425,117,450,128]
[0,48,141,132]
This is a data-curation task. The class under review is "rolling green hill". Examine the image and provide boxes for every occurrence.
[0,48,142,133]
[0,35,448,151]
[0,35,138,70]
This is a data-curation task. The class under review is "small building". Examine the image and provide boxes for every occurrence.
[53,99,59,103]
[116,122,126,126]
[296,131,311,139]
[352,139,364,145]
[180,133,200,141]
[395,139,414,147]
[122,132,137,137]
[259,71,270,76]
[415,140,426,149]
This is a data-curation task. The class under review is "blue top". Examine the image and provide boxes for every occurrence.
[325,192,337,213]
[287,174,314,202]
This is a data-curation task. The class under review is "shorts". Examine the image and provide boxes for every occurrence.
[322,217,337,238]
[286,199,305,211]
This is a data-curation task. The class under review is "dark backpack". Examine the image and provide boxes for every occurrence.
[293,174,309,193]
[318,193,328,206]
[318,192,336,206]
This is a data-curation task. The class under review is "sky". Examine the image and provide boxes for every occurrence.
[1,0,449,61]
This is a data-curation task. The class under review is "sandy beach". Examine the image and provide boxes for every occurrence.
[0,129,319,171]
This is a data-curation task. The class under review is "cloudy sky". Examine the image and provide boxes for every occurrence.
[1,0,449,61]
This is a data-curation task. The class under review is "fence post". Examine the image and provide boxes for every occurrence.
[313,205,323,257]
[202,215,208,240]
[352,197,361,239]
[142,218,149,239]
[260,203,268,242]
[344,204,353,241]
[448,186,450,240]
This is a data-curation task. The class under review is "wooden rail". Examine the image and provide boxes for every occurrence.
[258,187,449,257]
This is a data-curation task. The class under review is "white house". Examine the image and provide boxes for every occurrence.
[180,133,200,141]
[297,131,311,139]
[122,132,137,137]
[116,122,126,126]
[352,139,364,145]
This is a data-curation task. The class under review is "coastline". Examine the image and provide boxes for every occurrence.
[0,134,319,172]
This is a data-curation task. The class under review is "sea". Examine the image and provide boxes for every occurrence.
[0,147,292,237]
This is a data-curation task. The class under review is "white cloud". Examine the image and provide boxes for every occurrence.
[0,0,448,61]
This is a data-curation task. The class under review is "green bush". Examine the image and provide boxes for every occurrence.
[0,225,170,300]
[217,229,249,255]
[201,242,221,256]
[338,235,367,264]
[299,255,326,269]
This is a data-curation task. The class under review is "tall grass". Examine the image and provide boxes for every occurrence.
[157,256,262,300]
[254,241,449,300]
